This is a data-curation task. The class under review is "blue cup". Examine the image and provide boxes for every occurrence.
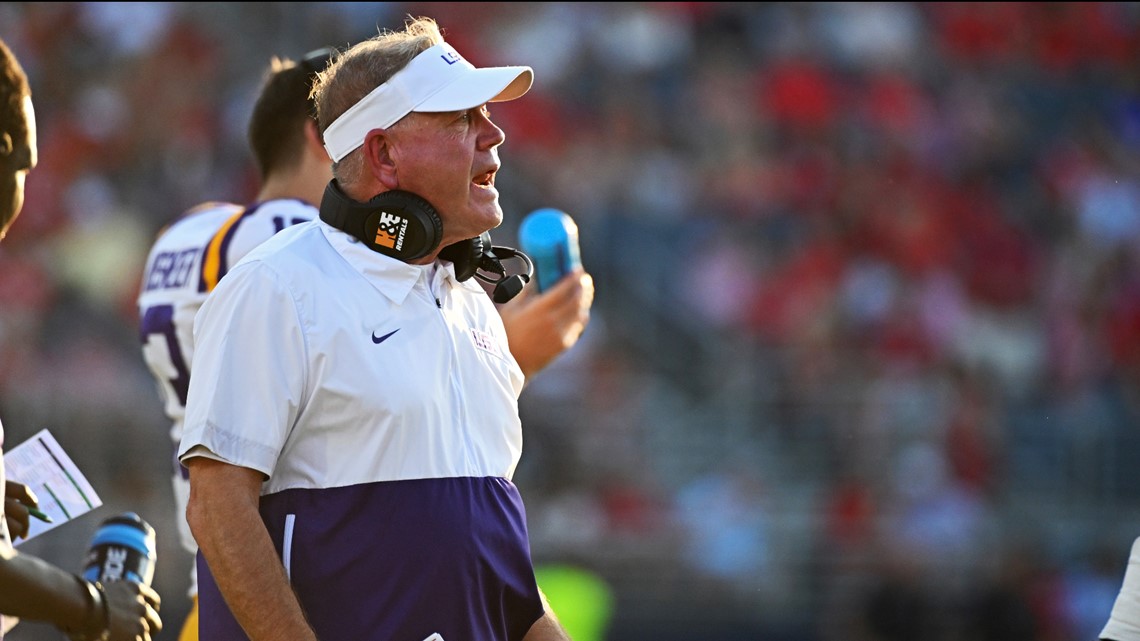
[518,208,581,293]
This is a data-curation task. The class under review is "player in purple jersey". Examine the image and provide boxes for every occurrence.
[0,35,162,641]
[143,31,591,641]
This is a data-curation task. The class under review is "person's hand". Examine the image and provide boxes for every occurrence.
[500,268,594,378]
[103,580,162,641]
[4,480,37,540]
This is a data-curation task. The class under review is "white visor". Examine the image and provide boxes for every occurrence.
[322,42,533,162]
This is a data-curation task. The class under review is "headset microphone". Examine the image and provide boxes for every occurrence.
[485,246,534,303]
[438,232,534,304]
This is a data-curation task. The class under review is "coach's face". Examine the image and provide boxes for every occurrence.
[386,103,506,249]
[0,95,36,241]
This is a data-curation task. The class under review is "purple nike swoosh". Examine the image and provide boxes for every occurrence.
[371,329,400,344]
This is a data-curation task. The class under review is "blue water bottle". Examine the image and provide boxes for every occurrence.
[518,208,582,293]
[82,511,157,585]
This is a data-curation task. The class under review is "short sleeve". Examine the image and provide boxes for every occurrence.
[177,260,307,479]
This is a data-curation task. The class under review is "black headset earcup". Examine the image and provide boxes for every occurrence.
[439,232,491,282]
[318,180,443,261]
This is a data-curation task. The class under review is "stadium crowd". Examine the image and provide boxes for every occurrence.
[1,2,1139,640]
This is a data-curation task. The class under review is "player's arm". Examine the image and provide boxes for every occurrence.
[0,542,162,639]
[499,268,594,378]
[0,549,93,630]
[185,457,316,641]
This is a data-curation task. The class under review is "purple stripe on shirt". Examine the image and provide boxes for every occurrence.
[197,476,544,641]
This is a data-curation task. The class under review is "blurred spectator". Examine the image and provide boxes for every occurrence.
[673,464,771,587]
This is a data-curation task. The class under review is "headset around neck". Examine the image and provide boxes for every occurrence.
[317,179,532,303]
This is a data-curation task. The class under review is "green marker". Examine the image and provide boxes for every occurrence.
[28,507,52,523]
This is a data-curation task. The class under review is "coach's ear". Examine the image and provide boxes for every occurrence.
[0,133,12,157]
[361,128,399,191]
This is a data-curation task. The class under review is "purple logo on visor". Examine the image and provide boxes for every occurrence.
[440,50,461,65]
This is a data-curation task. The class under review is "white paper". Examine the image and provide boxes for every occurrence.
[4,428,102,544]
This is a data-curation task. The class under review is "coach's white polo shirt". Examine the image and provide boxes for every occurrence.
[178,218,543,641]
[139,198,316,565]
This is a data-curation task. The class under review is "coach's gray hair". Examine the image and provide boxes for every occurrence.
[312,16,444,189]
